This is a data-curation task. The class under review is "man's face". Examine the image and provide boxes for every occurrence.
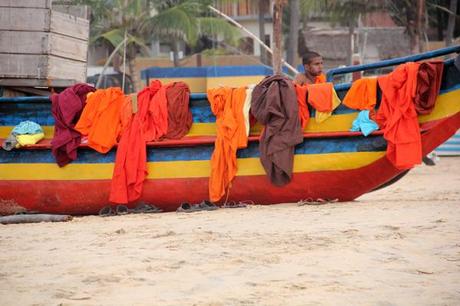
[305,56,323,76]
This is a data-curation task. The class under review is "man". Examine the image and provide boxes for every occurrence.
[294,51,326,85]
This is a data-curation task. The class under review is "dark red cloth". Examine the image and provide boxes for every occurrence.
[414,61,444,115]
[376,62,422,170]
[164,82,192,139]
[251,75,303,186]
[51,83,95,167]
[109,80,166,204]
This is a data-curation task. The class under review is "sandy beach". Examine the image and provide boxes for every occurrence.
[1,157,459,306]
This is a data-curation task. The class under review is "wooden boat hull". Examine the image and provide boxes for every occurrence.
[1,51,460,215]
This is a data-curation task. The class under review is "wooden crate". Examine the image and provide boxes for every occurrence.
[0,2,89,87]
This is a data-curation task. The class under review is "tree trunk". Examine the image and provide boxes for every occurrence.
[286,0,299,65]
[347,22,355,66]
[415,0,425,53]
[436,6,444,41]
[273,0,285,75]
[445,0,458,46]
[258,0,267,65]
[172,41,180,67]
[0,214,72,225]
[127,57,139,93]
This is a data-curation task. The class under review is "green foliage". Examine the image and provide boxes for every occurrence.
[69,0,239,56]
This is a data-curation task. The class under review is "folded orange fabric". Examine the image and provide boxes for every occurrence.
[343,78,377,110]
[294,84,310,129]
[75,87,132,153]
[207,86,248,202]
[376,62,421,170]
[307,82,333,112]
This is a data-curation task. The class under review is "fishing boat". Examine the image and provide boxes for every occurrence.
[0,46,459,215]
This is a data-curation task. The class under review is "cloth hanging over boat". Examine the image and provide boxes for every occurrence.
[306,83,333,113]
[294,84,310,129]
[207,86,248,202]
[342,78,378,110]
[75,87,132,153]
[251,75,303,186]
[376,62,422,169]
[109,80,167,204]
[163,82,192,139]
[350,110,379,136]
[315,88,341,123]
[414,61,444,115]
[315,74,327,84]
[51,83,95,167]
[243,85,255,136]
[304,83,341,123]
[11,121,43,135]
[1,121,44,151]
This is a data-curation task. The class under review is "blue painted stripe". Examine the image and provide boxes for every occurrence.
[141,65,290,79]
[326,46,460,81]
[0,136,384,164]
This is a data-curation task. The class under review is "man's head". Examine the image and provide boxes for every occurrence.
[302,51,323,77]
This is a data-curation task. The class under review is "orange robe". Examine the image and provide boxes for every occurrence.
[315,73,326,84]
[342,78,377,110]
[307,83,333,112]
[75,87,132,153]
[294,84,310,129]
[207,87,248,202]
[376,62,421,170]
[109,80,167,204]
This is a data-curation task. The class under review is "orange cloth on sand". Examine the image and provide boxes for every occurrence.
[376,62,422,170]
[207,86,248,202]
[75,87,132,153]
[343,78,377,110]
[294,84,309,129]
[109,80,167,204]
[307,82,334,112]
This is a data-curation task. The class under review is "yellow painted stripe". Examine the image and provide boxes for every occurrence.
[0,152,385,181]
[0,125,54,139]
[154,77,206,93]
[419,89,460,123]
[1,89,458,139]
[206,76,265,89]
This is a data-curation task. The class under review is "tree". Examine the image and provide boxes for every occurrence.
[258,0,270,65]
[445,0,458,46]
[70,0,239,84]
[286,0,300,65]
[325,0,384,64]
[387,0,427,53]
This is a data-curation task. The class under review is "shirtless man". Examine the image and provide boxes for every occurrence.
[294,51,326,85]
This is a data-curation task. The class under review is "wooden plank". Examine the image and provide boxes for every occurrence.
[0,31,49,55]
[52,4,90,19]
[0,54,86,81]
[48,56,87,81]
[0,31,88,62]
[50,32,88,61]
[0,8,50,32]
[0,78,78,87]
[0,0,51,8]
[50,10,89,40]
[0,54,48,78]
[0,8,89,41]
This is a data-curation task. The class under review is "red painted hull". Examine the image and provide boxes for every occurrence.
[1,112,459,215]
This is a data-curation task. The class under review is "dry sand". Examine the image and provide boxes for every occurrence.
[1,157,459,306]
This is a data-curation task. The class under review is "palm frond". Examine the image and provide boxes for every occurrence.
[198,17,239,45]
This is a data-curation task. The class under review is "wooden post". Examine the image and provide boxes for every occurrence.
[272,0,285,75]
